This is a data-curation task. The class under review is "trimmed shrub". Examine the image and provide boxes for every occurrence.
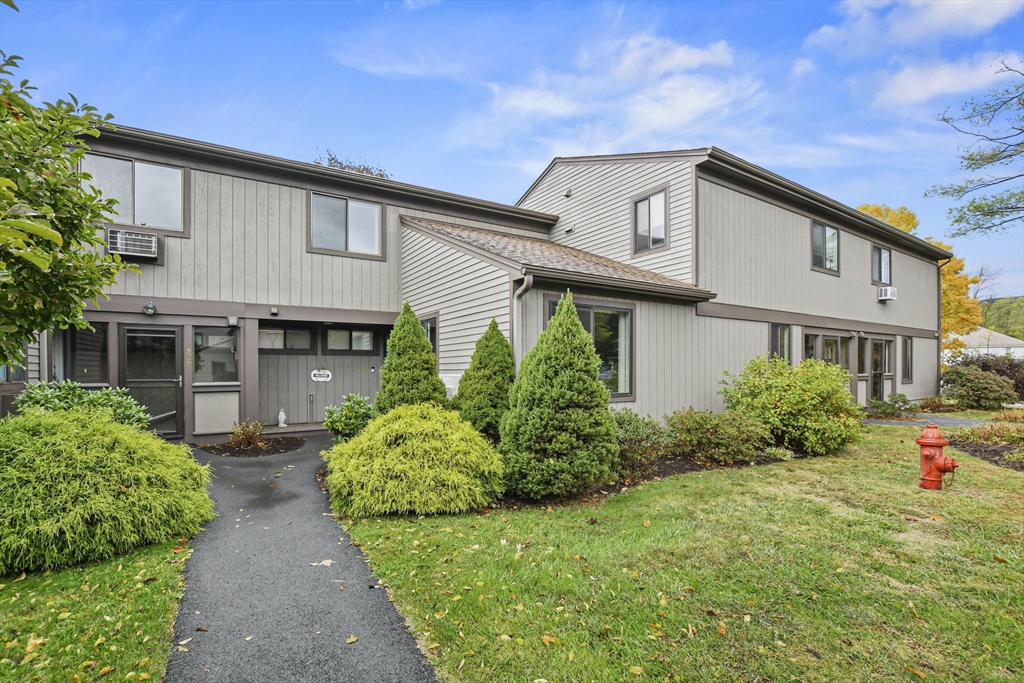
[373,302,447,416]
[942,365,1017,409]
[612,408,668,484]
[721,355,862,456]
[324,403,503,517]
[499,293,619,499]
[229,419,266,449]
[0,409,214,575]
[954,354,1024,400]
[453,319,515,444]
[15,380,149,429]
[664,409,771,466]
[867,392,917,418]
[324,394,373,444]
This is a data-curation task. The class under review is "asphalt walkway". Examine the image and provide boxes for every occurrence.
[862,413,993,428]
[165,434,437,683]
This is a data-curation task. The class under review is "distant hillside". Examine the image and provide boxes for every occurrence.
[981,296,1024,341]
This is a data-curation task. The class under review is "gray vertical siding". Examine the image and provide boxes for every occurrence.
[517,160,695,284]
[400,227,512,382]
[697,179,939,331]
[520,288,766,416]
[24,340,41,383]
[257,353,381,425]
[108,171,401,311]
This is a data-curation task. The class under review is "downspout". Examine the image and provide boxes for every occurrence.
[512,273,534,368]
[936,258,947,394]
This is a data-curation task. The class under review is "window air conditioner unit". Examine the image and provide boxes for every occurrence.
[107,229,158,259]
[877,286,897,301]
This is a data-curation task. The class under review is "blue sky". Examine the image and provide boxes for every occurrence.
[3,0,1022,296]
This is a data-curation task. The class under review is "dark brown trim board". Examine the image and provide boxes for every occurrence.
[696,301,938,340]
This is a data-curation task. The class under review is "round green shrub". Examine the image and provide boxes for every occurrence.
[453,319,515,444]
[721,355,862,456]
[15,380,150,429]
[374,302,447,417]
[325,403,503,517]
[0,408,214,575]
[664,408,771,466]
[953,354,1024,400]
[942,365,1017,409]
[612,408,668,483]
[324,393,373,444]
[499,293,619,499]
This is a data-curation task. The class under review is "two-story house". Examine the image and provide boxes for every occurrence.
[2,128,948,440]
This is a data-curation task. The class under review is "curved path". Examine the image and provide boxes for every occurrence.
[862,413,994,428]
[165,434,436,683]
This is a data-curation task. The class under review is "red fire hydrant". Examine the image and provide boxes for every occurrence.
[917,424,958,490]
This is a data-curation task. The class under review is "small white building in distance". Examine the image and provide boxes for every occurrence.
[956,327,1024,359]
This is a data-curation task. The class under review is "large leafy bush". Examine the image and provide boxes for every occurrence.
[612,408,668,483]
[373,302,447,416]
[324,394,373,444]
[0,409,213,575]
[951,354,1024,400]
[324,404,503,517]
[942,365,1017,409]
[15,380,149,429]
[721,355,861,456]
[500,293,618,499]
[453,319,515,443]
[867,392,917,418]
[664,409,771,466]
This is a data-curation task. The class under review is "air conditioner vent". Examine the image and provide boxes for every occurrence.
[107,229,158,258]
[877,286,897,301]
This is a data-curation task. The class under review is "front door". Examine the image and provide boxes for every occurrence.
[870,339,885,402]
[120,326,184,437]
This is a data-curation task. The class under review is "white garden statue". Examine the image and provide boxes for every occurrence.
[278,408,287,428]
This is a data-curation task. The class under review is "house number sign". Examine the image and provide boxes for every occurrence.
[310,368,333,382]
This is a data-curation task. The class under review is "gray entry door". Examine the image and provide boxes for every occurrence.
[120,326,184,437]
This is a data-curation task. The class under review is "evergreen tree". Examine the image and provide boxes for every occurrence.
[454,319,515,443]
[373,302,447,416]
[499,293,619,499]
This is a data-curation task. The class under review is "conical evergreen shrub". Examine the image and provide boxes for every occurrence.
[499,292,619,499]
[453,319,515,443]
[373,301,448,416]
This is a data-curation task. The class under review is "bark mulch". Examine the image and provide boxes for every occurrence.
[949,439,1024,473]
[200,436,306,458]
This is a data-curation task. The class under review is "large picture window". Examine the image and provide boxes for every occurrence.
[872,245,892,285]
[811,222,839,273]
[193,327,239,383]
[547,299,632,396]
[310,192,382,256]
[633,189,667,254]
[81,153,184,231]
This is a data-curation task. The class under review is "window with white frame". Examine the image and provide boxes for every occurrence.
[872,245,892,285]
[310,192,382,256]
[811,222,839,272]
[81,153,184,231]
[633,189,667,254]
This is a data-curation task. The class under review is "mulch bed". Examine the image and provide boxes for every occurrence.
[949,439,1024,473]
[202,436,306,458]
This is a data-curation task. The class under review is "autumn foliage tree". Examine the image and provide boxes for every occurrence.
[858,203,981,357]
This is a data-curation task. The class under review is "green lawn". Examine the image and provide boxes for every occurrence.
[345,425,1024,682]
[0,541,190,682]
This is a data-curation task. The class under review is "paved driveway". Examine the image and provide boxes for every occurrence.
[165,434,436,683]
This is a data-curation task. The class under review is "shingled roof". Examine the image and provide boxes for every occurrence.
[401,216,715,302]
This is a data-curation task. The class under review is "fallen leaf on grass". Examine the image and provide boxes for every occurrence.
[13,573,25,582]
[906,665,927,679]
[995,557,1008,564]
[643,520,651,528]
[718,622,727,636]
[26,635,44,652]
[346,635,358,644]
[541,635,558,646]
[98,666,115,676]
[629,665,644,675]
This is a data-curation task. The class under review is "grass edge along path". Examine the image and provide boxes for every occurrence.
[344,425,1024,683]
[0,540,191,682]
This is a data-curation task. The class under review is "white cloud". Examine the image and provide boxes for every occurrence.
[448,33,760,159]
[806,0,1021,53]
[333,47,465,79]
[404,0,439,9]
[789,58,816,79]
[875,52,1021,105]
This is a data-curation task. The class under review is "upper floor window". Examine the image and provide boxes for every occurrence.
[811,222,839,273]
[310,192,382,256]
[633,189,667,254]
[872,245,892,285]
[81,154,184,231]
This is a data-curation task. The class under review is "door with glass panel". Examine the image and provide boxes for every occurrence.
[870,340,885,402]
[119,326,184,437]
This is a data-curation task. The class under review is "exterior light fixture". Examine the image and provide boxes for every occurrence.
[142,301,157,315]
